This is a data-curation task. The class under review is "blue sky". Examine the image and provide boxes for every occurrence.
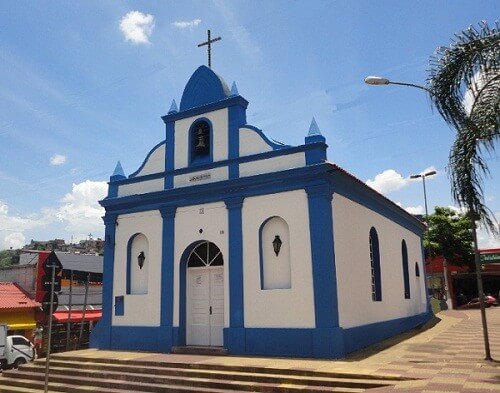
[0,0,499,249]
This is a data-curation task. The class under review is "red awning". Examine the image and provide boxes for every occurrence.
[52,309,102,323]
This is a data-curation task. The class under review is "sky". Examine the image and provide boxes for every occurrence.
[0,1,499,250]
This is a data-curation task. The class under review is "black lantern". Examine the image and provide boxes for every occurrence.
[272,235,282,256]
[137,251,146,269]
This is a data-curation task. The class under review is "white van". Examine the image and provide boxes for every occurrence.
[0,324,36,370]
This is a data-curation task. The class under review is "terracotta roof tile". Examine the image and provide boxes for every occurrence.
[0,282,41,310]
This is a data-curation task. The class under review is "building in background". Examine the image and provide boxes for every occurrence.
[0,282,41,339]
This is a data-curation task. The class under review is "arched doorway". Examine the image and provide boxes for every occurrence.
[186,241,224,347]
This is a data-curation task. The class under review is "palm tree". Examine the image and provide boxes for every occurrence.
[427,21,499,230]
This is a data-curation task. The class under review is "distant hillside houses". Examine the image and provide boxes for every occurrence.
[24,237,104,255]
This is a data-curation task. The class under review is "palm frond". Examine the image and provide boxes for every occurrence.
[427,21,500,232]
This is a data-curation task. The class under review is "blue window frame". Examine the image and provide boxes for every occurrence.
[369,227,382,301]
[402,240,410,299]
[189,119,213,165]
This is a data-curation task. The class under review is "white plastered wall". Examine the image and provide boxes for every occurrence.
[133,143,166,177]
[174,109,228,169]
[239,127,273,156]
[333,194,427,329]
[118,178,164,197]
[173,202,229,328]
[242,190,315,328]
[112,210,163,326]
[239,153,305,178]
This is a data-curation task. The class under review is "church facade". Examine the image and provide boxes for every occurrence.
[90,66,431,359]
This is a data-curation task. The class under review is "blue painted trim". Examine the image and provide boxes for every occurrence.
[402,239,410,299]
[159,207,176,352]
[241,124,290,150]
[228,106,247,179]
[162,96,249,124]
[306,184,339,328]
[329,169,425,236]
[89,214,117,349]
[101,164,424,239]
[165,121,175,189]
[129,141,166,178]
[370,227,382,301]
[188,117,213,166]
[342,311,432,354]
[98,309,431,358]
[108,143,322,186]
[225,197,244,327]
[179,66,230,111]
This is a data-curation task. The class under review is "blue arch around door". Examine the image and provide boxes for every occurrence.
[173,240,224,347]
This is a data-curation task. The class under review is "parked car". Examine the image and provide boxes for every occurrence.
[458,296,498,309]
[0,324,36,370]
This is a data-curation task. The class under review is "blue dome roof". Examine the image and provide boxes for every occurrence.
[179,66,231,111]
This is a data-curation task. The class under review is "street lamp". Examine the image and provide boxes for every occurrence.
[364,76,432,93]
[409,171,445,305]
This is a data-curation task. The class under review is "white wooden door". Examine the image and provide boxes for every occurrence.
[209,267,224,346]
[187,266,224,346]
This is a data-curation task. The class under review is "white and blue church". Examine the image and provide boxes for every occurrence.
[90,65,432,358]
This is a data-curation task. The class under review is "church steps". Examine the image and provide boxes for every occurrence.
[49,353,407,381]
[0,374,248,393]
[20,362,393,390]
[2,367,371,393]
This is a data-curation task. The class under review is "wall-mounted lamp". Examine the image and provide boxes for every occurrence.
[138,251,146,269]
[272,235,282,256]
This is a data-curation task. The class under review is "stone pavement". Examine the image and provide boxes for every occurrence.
[58,308,499,392]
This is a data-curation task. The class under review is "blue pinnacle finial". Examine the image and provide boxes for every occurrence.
[230,81,239,96]
[308,117,322,136]
[168,99,178,114]
[112,161,125,178]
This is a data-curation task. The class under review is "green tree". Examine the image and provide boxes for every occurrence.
[0,249,20,268]
[427,21,499,231]
[424,207,474,270]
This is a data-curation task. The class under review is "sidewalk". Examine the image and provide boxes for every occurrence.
[62,308,499,392]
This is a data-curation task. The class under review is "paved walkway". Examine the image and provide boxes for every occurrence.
[63,308,500,392]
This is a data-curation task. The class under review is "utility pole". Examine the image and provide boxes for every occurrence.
[78,272,90,348]
[66,270,73,351]
[43,264,56,393]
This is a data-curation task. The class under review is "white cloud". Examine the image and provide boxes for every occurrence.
[120,11,155,44]
[366,169,409,194]
[0,180,107,250]
[405,205,425,215]
[50,154,66,165]
[55,180,107,234]
[172,19,201,29]
[4,232,26,249]
[366,166,438,195]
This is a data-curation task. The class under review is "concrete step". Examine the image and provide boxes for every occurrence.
[50,354,406,381]
[23,362,391,390]
[0,375,245,393]
[1,370,365,393]
[171,346,229,355]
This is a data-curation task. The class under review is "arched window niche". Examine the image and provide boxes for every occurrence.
[189,119,212,165]
[415,262,420,277]
[259,216,291,290]
[369,227,382,301]
[127,233,149,295]
[402,240,410,299]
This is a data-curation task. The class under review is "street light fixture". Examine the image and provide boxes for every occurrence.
[364,76,432,93]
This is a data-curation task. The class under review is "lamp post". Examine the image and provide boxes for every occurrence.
[365,74,492,360]
[409,171,443,305]
[364,76,432,93]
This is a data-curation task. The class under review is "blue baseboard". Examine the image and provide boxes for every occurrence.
[90,312,432,358]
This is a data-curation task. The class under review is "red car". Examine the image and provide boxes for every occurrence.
[458,296,498,309]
